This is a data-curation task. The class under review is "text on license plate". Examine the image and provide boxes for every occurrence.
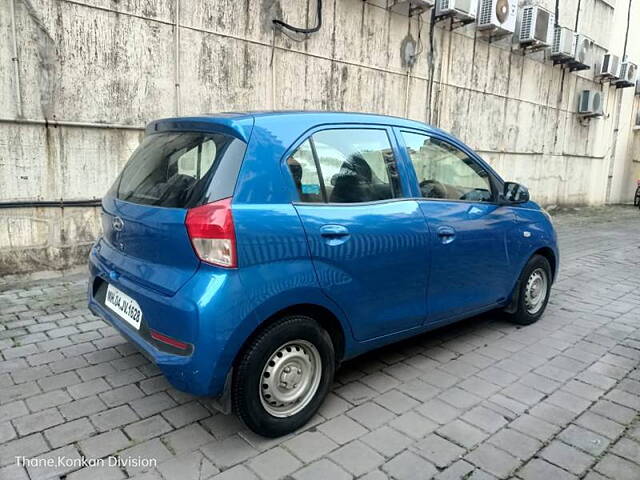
[105,284,143,330]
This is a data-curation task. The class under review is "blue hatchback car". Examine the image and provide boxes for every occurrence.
[88,111,558,437]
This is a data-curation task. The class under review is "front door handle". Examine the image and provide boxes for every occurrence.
[437,226,456,244]
[320,224,350,237]
[320,224,350,245]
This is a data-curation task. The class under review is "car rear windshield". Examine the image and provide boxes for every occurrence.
[116,132,246,208]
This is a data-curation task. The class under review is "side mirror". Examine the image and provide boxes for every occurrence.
[501,182,530,204]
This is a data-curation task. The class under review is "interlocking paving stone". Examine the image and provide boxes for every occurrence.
[465,443,520,478]
[539,441,595,476]
[595,454,640,480]
[90,405,139,432]
[43,417,95,448]
[291,459,351,480]
[161,401,209,428]
[13,408,64,436]
[162,423,214,455]
[282,431,338,463]
[346,401,396,430]
[328,440,384,476]
[389,410,437,439]
[156,451,219,480]
[437,419,489,449]
[518,458,578,480]
[382,451,437,480]
[558,424,610,456]
[2,207,640,480]
[317,415,368,445]
[413,433,465,468]
[487,428,542,461]
[124,415,173,442]
[247,447,302,480]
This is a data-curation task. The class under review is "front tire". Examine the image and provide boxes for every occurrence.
[232,315,335,437]
[506,255,552,326]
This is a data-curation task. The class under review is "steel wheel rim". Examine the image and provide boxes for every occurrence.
[524,268,548,315]
[259,340,322,418]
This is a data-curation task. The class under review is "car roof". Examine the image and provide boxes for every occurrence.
[147,110,445,142]
[216,110,440,130]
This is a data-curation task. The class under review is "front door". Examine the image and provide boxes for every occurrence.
[286,127,430,341]
[399,130,515,322]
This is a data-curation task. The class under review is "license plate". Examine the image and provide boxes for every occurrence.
[105,284,143,330]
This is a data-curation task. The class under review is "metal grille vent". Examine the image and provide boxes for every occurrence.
[619,62,628,79]
[479,0,492,25]
[579,91,590,113]
[552,25,561,54]
[520,6,534,42]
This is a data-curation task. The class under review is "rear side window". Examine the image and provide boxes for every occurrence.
[286,128,401,203]
[117,132,245,208]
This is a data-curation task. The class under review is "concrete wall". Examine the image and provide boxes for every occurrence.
[1,0,639,275]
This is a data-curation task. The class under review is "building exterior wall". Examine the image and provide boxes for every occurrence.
[1,0,639,275]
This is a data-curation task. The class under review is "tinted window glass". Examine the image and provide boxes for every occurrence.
[286,140,324,203]
[313,129,400,203]
[117,132,245,208]
[402,132,492,202]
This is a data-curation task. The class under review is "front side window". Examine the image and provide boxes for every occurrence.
[286,128,401,203]
[402,132,493,202]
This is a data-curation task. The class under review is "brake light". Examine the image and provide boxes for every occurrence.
[185,197,237,268]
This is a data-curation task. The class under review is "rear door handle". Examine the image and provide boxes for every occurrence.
[437,226,456,244]
[320,224,350,237]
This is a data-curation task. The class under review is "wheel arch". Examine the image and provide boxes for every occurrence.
[234,303,347,366]
[505,246,557,314]
[533,246,557,280]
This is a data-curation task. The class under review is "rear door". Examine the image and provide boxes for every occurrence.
[99,131,246,295]
[398,130,515,322]
[287,127,430,341]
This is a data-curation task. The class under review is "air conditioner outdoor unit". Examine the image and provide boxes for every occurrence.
[597,53,621,80]
[518,5,555,47]
[389,0,434,16]
[550,26,576,60]
[477,0,518,36]
[578,90,603,117]
[613,61,638,87]
[435,0,478,21]
[572,34,594,69]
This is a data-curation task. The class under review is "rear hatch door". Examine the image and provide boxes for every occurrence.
[99,128,247,295]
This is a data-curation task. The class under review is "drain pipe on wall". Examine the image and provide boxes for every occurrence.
[174,0,181,115]
[10,0,23,118]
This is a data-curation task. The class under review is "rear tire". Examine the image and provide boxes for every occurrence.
[232,315,335,437]
[505,255,552,326]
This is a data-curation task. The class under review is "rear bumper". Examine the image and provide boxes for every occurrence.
[88,242,243,396]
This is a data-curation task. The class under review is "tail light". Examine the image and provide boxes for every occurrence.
[185,197,237,268]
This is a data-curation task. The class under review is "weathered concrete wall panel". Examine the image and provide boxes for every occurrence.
[1,0,639,275]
